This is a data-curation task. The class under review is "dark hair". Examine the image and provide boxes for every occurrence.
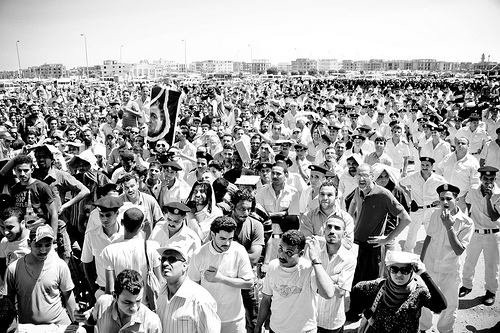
[230,189,256,210]
[121,207,144,233]
[121,150,135,163]
[119,173,138,184]
[13,154,34,168]
[0,297,17,332]
[132,165,148,179]
[208,160,224,171]
[114,269,143,296]
[210,216,237,234]
[282,230,306,251]
[186,181,214,213]
[107,111,119,121]
[319,180,337,191]
[0,207,24,222]
[149,161,163,170]
[374,136,387,144]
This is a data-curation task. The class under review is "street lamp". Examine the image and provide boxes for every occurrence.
[181,40,187,73]
[80,33,89,78]
[248,44,253,75]
[16,40,22,78]
[120,45,123,63]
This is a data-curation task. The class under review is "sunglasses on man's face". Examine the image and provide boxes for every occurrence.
[389,265,413,275]
[161,255,185,264]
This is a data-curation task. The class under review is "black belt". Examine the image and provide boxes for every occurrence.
[99,286,106,291]
[417,204,437,210]
[474,229,500,234]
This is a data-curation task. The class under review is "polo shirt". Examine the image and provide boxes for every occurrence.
[92,294,162,333]
[353,185,404,243]
[435,152,480,196]
[400,172,447,206]
[301,206,354,249]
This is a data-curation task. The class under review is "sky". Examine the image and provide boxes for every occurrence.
[0,0,499,71]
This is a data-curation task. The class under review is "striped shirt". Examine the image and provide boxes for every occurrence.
[157,277,221,333]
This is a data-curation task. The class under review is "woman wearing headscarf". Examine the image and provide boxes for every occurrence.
[185,181,223,243]
[350,250,447,333]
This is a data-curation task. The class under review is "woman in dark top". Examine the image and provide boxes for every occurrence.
[350,250,447,333]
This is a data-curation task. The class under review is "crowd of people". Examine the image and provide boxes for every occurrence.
[0,75,499,333]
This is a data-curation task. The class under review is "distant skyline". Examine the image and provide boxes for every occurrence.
[1,0,499,71]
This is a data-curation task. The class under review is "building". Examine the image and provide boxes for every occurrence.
[101,60,131,77]
[365,59,386,72]
[341,60,366,72]
[276,62,292,73]
[192,60,233,73]
[252,59,271,74]
[317,59,341,72]
[291,58,318,73]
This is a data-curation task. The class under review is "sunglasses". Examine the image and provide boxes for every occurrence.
[161,255,185,264]
[156,144,166,148]
[389,265,413,275]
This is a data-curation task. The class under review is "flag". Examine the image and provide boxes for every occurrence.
[147,86,181,145]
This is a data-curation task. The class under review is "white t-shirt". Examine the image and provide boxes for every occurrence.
[263,257,318,333]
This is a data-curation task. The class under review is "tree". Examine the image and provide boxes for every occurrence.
[280,70,289,75]
[308,69,318,76]
[298,71,306,75]
[291,71,299,75]
[267,67,278,75]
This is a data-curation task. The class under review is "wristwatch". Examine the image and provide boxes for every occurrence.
[311,258,322,265]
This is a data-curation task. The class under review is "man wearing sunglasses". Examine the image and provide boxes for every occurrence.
[156,245,221,333]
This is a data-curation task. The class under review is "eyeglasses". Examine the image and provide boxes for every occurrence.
[389,265,413,275]
[161,255,185,264]
[156,144,166,148]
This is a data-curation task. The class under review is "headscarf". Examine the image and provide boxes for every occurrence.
[372,163,400,191]
[383,250,419,308]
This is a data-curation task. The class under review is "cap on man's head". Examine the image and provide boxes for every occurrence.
[255,162,273,170]
[156,245,188,262]
[469,113,481,121]
[419,156,436,164]
[162,160,182,171]
[94,196,122,211]
[352,134,366,141]
[196,151,213,162]
[309,165,328,175]
[436,183,460,196]
[478,166,499,176]
[358,125,372,132]
[30,224,55,243]
[294,142,307,150]
[385,250,419,266]
[163,202,190,215]
[274,154,293,167]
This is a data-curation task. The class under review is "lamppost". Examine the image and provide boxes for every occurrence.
[16,40,22,78]
[120,45,123,63]
[182,40,187,73]
[248,44,253,75]
[80,33,89,78]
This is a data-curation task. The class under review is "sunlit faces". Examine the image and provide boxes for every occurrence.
[161,249,186,279]
[324,147,336,161]
[439,190,457,211]
[29,237,53,261]
[99,209,118,229]
[389,264,413,285]
[122,178,139,200]
[233,200,252,224]
[310,171,326,189]
[271,166,287,186]
[211,230,234,253]
[114,289,143,317]
[455,137,469,153]
[259,166,272,184]
[346,159,359,175]
[277,240,302,268]
[196,158,209,173]
[193,184,208,206]
[14,163,33,184]
[356,164,372,191]
[420,161,433,176]
[481,174,496,188]
[0,216,25,242]
[164,212,185,235]
[375,170,390,187]
[374,140,386,153]
[324,217,345,245]
[318,185,336,210]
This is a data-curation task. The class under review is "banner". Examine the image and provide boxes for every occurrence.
[147,86,181,145]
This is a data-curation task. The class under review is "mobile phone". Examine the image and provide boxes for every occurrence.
[78,301,89,312]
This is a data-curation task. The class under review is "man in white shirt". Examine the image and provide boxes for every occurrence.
[188,216,254,333]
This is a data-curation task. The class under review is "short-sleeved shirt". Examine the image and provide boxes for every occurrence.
[465,184,500,229]
[11,179,54,221]
[353,185,405,243]
[400,172,447,206]
[157,278,221,333]
[92,294,162,333]
[234,216,265,255]
[81,225,124,287]
[0,229,30,266]
[424,208,473,275]
[151,223,201,261]
[187,241,254,323]
[262,257,318,333]
[256,183,300,216]
[5,254,74,324]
